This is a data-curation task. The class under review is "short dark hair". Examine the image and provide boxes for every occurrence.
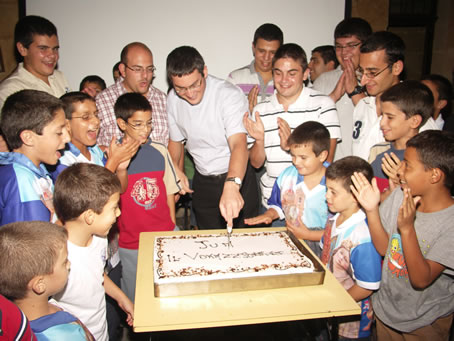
[272,43,308,71]
[326,156,374,192]
[253,23,284,45]
[114,92,152,121]
[1,90,63,150]
[334,17,372,43]
[287,121,330,156]
[166,46,205,81]
[380,80,433,127]
[421,74,453,119]
[14,15,57,49]
[360,31,405,65]
[312,45,339,69]
[79,75,106,92]
[0,221,67,300]
[406,130,454,189]
[54,163,121,223]
[60,91,95,119]
[113,61,121,73]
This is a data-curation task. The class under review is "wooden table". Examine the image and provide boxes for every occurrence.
[134,228,360,332]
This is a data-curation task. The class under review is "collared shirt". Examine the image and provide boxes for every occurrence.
[96,81,168,147]
[0,62,70,111]
[250,87,340,207]
[227,60,274,104]
[167,75,248,176]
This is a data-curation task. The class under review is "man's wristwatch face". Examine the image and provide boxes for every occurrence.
[225,177,242,186]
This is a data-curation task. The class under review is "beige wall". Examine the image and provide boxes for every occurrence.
[431,0,454,82]
[0,0,19,82]
[351,0,389,31]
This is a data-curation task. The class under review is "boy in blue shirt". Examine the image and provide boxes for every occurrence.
[0,221,93,340]
[245,121,330,256]
[0,90,70,225]
[321,156,382,340]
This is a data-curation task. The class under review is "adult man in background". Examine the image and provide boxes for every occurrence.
[228,23,283,112]
[308,45,338,83]
[96,42,168,148]
[313,18,372,160]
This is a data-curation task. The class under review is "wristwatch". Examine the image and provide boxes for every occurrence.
[225,177,242,187]
[347,85,364,98]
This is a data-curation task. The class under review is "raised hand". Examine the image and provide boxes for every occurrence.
[277,117,291,151]
[247,85,259,113]
[243,111,265,141]
[397,188,420,235]
[351,172,381,212]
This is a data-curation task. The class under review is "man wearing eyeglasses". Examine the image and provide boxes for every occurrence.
[313,18,372,161]
[166,46,259,230]
[352,31,438,161]
[96,42,168,149]
[351,31,405,160]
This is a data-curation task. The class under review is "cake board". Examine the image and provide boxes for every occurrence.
[153,230,325,297]
[134,228,361,333]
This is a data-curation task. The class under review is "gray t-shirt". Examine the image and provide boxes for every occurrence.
[373,188,454,332]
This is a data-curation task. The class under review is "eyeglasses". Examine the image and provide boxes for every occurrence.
[127,120,153,130]
[358,65,391,79]
[335,42,361,51]
[125,64,156,74]
[174,78,203,95]
[72,113,99,121]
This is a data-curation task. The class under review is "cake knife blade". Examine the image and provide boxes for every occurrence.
[227,224,232,248]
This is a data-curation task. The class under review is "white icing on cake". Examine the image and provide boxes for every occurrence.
[154,231,314,284]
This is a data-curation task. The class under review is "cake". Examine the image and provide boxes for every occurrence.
[154,231,322,297]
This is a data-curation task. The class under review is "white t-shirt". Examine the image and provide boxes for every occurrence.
[54,236,108,341]
[167,75,248,176]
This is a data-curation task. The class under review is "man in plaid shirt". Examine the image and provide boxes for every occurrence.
[96,42,168,148]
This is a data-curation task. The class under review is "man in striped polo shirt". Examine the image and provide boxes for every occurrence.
[244,43,341,220]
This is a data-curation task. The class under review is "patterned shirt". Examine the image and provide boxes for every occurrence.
[96,81,168,147]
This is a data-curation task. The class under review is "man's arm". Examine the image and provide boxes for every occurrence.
[168,139,192,194]
[328,139,337,163]
[219,133,248,226]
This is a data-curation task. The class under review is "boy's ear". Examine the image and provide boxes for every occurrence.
[116,118,127,131]
[65,119,72,135]
[430,168,443,184]
[437,99,448,111]
[83,209,96,225]
[409,114,423,129]
[16,42,28,57]
[29,276,46,295]
[19,130,35,146]
[318,150,329,163]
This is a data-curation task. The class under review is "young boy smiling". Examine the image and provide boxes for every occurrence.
[53,163,133,341]
[320,156,381,340]
[245,121,330,256]
[0,90,70,224]
[352,130,454,339]
[368,81,433,196]
[114,92,180,302]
